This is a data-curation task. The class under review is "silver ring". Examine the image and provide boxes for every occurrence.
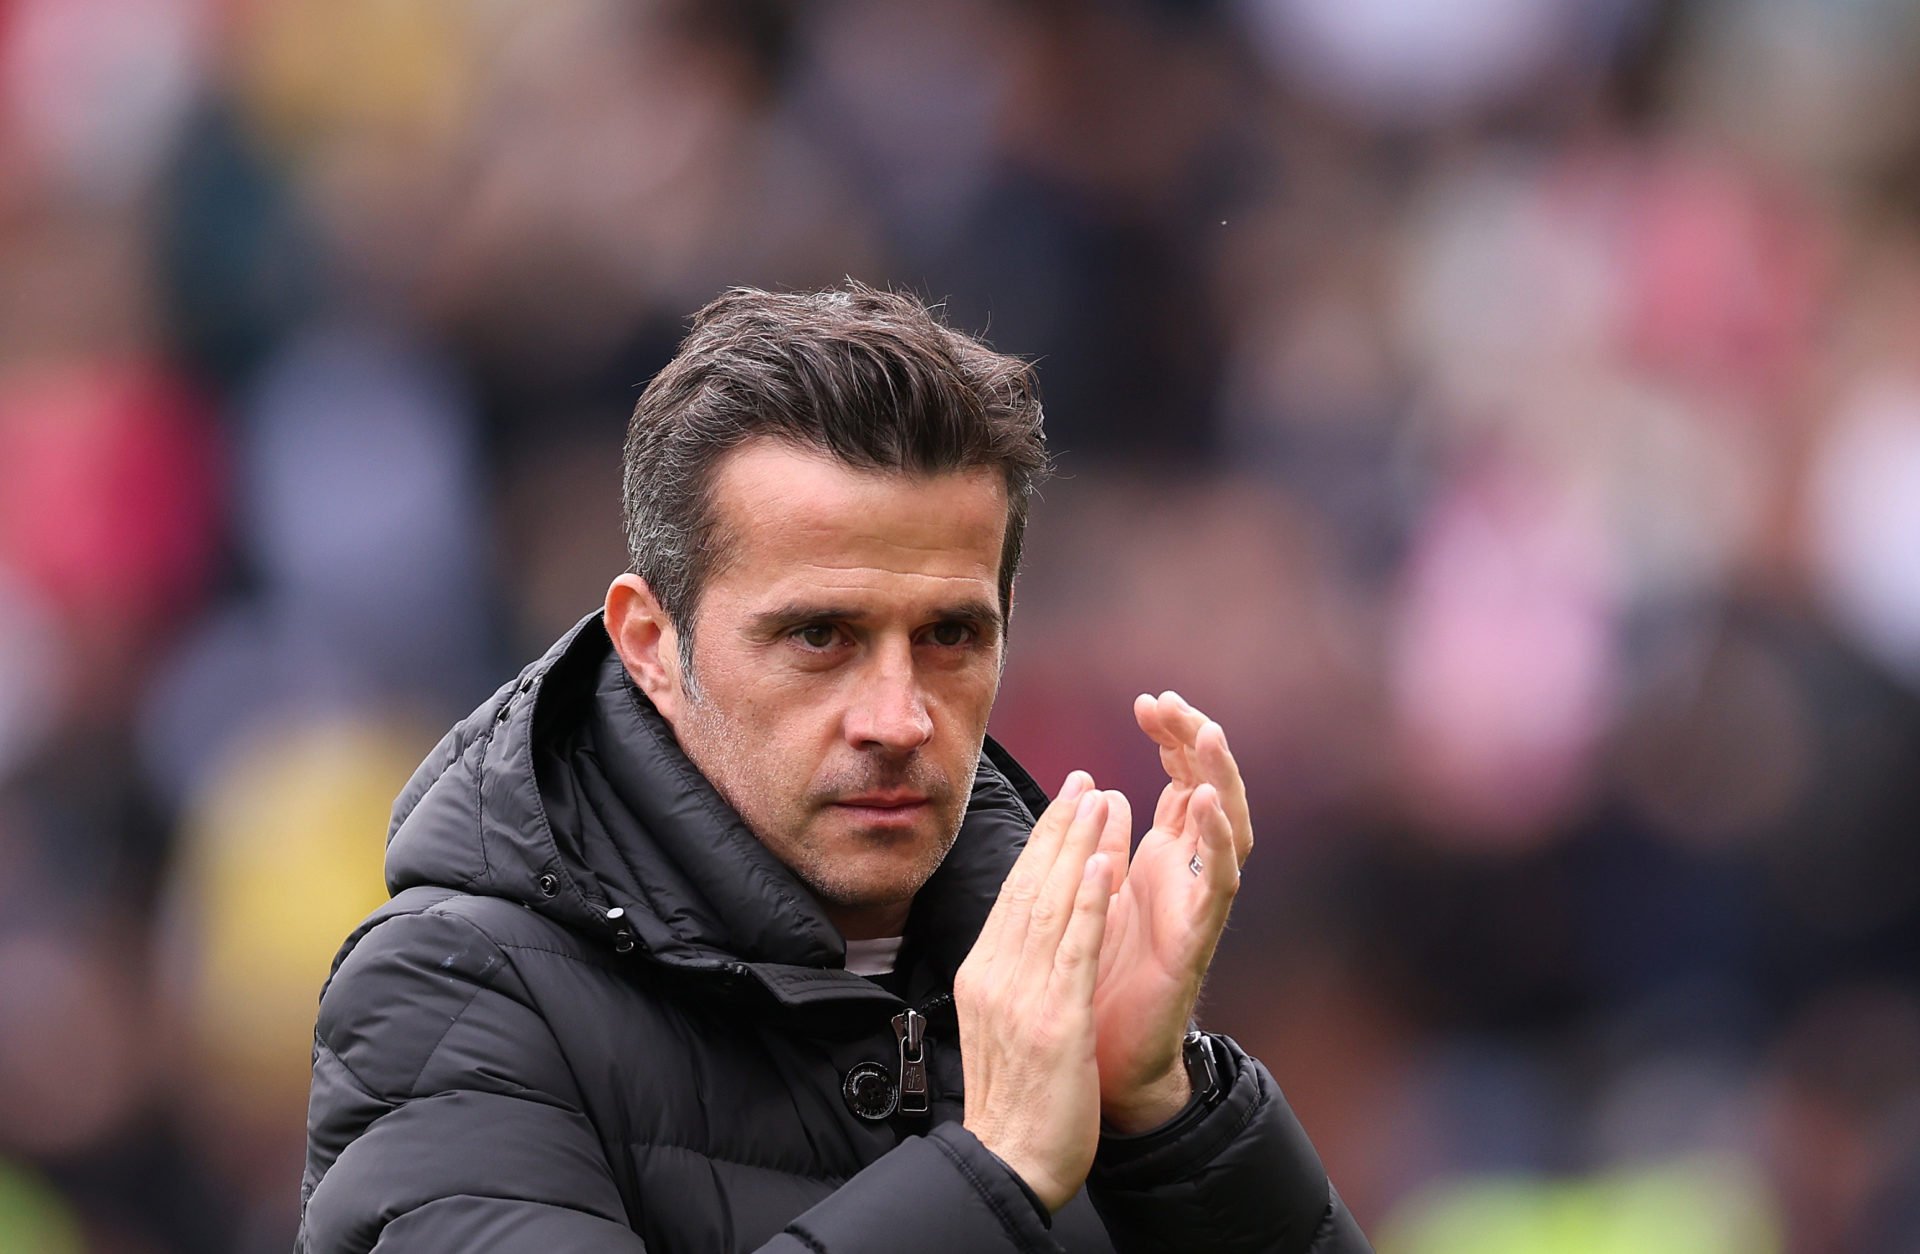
[1188,853,1204,877]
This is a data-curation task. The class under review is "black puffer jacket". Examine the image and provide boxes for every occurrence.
[298,615,1372,1253]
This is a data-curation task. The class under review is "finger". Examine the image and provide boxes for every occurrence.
[1132,691,1157,730]
[1152,779,1191,835]
[1018,770,1094,883]
[1095,790,1131,894]
[1049,851,1113,1004]
[1194,721,1253,866]
[979,771,1093,956]
[1135,703,1192,788]
[1156,691,1211,754]
[1191,784,1242,903]
[1020,788,1109,970]
[1142,691,1213,785]
[1135,693,1198,784]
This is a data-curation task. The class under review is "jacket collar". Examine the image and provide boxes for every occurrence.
[386,612,1048,1015]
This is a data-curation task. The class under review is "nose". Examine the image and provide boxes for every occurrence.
[845,650,934,754]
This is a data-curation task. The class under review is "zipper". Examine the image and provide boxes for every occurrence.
[887,993,950,1118]
[891,1007,929,1116]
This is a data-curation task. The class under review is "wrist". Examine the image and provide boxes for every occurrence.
[965,1123,1074,1213]
[1099,1061,1193,1135]
[977,1142,1064,1219]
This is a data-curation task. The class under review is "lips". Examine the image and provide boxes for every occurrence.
[834,793,930,810]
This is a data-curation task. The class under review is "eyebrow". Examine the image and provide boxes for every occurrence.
[750,598,1004,636]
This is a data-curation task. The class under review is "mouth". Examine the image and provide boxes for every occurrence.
[830,793,932,822]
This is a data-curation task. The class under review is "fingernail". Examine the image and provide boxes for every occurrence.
[1076,790,1100,820]
[1060,770,1089,798]
[1083,853,1108,882]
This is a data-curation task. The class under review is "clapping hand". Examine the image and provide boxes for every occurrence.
[953,691,1255,1210]
[1089,691,1254,1133]
[955,774,1126,1210]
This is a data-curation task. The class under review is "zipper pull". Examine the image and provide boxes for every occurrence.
[892,1007,929,1117]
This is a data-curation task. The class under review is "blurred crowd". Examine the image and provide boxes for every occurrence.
[4,0,1920,1250]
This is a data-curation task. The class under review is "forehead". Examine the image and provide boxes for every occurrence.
[702,440,1009,607]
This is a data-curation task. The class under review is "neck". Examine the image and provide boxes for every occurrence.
[827,900,910,942]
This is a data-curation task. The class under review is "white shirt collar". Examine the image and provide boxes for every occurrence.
[843,935,903,977]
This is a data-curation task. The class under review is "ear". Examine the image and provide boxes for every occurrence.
[605,573,686,722]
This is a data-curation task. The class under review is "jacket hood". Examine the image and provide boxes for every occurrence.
[384,613,1050,1008]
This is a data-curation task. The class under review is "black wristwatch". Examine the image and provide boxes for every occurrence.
[1096,1032,1231,1149]
[1182,1030,1226,1110]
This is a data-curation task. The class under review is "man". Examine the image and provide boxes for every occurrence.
[298,284,1371,1252]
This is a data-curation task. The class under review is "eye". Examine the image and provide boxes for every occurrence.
[926,621,976,648]
[791,623,840,650]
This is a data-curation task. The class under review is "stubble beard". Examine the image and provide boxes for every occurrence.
[673,688,981,912]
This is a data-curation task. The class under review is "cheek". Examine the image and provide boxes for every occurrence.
[716,692,843,795]
[935,664,1001,728]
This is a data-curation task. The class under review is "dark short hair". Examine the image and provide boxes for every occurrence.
[622,282,1050,660]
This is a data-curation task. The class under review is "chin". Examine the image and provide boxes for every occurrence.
[796,842,953,913]
[816,851,936,899]
[756,806,962,914]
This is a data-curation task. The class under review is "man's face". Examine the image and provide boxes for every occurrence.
[663,440,1009,937]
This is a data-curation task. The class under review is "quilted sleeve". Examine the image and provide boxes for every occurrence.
[298,907,646,1254]
[1085,1034,1372,1254]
